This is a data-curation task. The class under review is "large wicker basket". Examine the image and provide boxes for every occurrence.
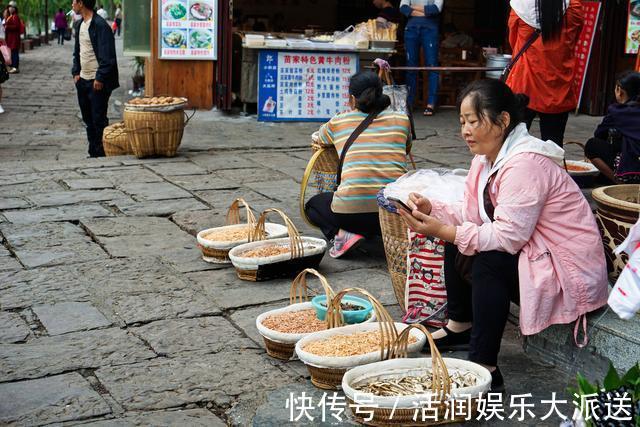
[379,204,409,311]
[300,143,339,227]
[124,109,189,158]
[342,324,492,426]
[257,269,336,360]
[103,122,131,156]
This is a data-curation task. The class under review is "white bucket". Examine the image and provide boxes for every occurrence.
[485,54,512,79]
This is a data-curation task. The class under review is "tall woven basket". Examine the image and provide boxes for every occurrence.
[378,205,409,311]
[300,143,339,227]
[124,109,186,158]
[102,122,131,156]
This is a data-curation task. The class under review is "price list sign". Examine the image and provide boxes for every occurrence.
[159,0,218,60]
[573,1,601,106]
[258,50,359,122]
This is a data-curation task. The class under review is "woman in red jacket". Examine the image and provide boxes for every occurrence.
[4,4,22,73]
[506,0,583,147]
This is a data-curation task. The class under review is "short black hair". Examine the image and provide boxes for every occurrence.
[458,79,530,140]
[617,71,640,103]
[81,0,96,10]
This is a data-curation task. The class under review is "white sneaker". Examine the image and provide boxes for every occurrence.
[0,104,4,114]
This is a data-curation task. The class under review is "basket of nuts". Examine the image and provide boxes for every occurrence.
[229,208,327,281]
[123,96,192,158]
[196,198,288,264]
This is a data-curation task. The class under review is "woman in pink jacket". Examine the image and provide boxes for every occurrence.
[398,79,608,391]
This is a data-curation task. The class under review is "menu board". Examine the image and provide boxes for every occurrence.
[258,50,359,122]
[574,1,601,106]
[626,0,640,55]
[159,0,217,60]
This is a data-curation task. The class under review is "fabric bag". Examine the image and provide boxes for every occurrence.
[0,44,11,66]
[609,218,640,319]
[404,232,448,327]
[0,51,9,84]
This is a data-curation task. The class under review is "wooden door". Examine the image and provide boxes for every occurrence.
[215,0,233,110]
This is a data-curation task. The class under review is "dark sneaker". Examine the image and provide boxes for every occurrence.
[426,326,471,352]
[490,366,505,393]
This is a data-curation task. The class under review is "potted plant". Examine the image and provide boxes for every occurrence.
[569,363,639,426]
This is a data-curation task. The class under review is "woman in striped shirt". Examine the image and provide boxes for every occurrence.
[305,71,411,258]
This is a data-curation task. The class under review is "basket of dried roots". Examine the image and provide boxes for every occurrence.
[256,268,377,360]
[196,198,288,264]
[229,208,327,281]
[342,323,492,426]
[295,288,426,390]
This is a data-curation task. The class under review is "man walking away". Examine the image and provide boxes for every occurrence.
[114,4,122,36]
[72,0,119,157]
[54,8,68,45]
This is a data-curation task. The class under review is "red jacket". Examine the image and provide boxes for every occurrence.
[4,14,22,50]
[506,0,584,114]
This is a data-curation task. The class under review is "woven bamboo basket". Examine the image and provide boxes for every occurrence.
[124,109,190,158]
[379,204,409,311]
[229,209,327,281]
[300,143,339,227]
[343,324,491,426]
[197,198,285,264]
[258,269,336,360]
[102,122,131,156]
[296,288,424,390]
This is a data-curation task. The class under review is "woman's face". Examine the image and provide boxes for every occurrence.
[459,95,509,163]
[615,84,629,104]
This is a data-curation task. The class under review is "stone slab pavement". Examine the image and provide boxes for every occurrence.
[0,39,605,426]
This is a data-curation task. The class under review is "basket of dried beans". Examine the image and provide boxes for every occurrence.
[196,198,288,264]
[342,323,492,426]
[295,288,426,390]
[255,269,377,360]
[228,208,327,281]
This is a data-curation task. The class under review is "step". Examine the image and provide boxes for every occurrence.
[509,303,640,383]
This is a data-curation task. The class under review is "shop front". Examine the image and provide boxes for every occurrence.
[124,0,640,115]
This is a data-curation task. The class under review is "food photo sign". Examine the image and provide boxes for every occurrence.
[159,0,218,60]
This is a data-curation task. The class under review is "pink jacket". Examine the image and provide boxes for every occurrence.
[430,124,609,336]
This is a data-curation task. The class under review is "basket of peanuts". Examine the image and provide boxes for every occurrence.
[123,96,192,158]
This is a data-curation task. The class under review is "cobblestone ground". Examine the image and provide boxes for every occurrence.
[0,40,602,426]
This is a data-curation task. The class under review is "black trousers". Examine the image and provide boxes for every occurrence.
[305,192,381,240]
[444,243,519,366]
[75,78,112,157]
[524,108,570,147]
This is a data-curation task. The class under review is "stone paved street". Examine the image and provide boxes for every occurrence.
[0,40,606,426]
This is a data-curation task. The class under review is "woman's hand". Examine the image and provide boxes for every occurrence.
[398,198,456,242]
[407,192,432,215]
[410,5,425,16]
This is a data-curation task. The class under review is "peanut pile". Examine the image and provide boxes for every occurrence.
[128,96,183,105]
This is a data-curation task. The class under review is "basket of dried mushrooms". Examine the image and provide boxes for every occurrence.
[197,198,288,264]
[341,324,492,426]
[295,288,426,390]
[229,208,326,281]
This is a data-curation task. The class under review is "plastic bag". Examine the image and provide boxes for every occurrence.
[383,169,468,205]
[609,219,640,319]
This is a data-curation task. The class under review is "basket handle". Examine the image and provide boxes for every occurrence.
[289,268,335,305]
[225,198,256,227]
[562,141,588,173]
[389,323,451,398]
[326,287,397,358]
[300,147,330,228]
[183,108,196,126]
[250,208,304,258]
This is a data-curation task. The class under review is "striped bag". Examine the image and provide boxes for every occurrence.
[402,231,448,328]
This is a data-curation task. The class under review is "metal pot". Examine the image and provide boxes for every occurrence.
[485,54,511,79]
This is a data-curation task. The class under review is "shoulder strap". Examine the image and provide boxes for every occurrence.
[335,110,379,187]
[500,29,541,82]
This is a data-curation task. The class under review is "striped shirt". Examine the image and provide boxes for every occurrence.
[318,110,410,213]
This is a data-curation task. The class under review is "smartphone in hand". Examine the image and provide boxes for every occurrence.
[387,197,412,213]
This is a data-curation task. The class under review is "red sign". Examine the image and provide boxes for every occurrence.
[574,1,601,107]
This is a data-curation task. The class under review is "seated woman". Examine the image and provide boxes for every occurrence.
[584,71,640,184]
[305,71,411,258]
[398,79,608,391]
